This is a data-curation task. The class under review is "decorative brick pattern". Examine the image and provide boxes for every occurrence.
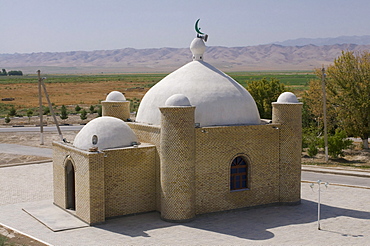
[194,124,280,214]
[53,101,302,224]
[53,142,105,224]
[128,123,162,211]
[103,144,156,218]
[102,101,130,121]
[272,103,303,203]
[159,106,196,221]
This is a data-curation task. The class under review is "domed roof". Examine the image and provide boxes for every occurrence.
[276,92,299,103]
[136,38,260,127]
[73,116,138,150]
[105,91,126,102]
[165,94,191,106]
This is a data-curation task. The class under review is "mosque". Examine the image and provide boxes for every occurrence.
[52,28,302,225]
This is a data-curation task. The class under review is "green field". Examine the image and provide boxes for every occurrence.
[0,71,315,87]
[0,71,316,117]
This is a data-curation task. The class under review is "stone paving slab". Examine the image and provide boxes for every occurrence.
[22,201,89,232]
[0,162,369,245]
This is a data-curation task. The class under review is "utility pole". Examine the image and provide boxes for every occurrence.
[321,67,328,163]
[40,78,64,141]
[37,70,64,144]
[37,70,44,145]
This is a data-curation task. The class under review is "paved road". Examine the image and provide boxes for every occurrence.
[302,171,370,188]
[0,125,83,133]
[0,143,52,157]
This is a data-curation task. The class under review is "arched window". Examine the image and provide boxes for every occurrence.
[230,156,248,190]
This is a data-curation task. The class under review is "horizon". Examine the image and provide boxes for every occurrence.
[2,0,370,54]
[1,34,370,56]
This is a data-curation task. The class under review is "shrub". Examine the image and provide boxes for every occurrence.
[5,115,10,123]
[307,143,319,158]
[9,106,16,117]
[320,129,353,159]
[97,105,102,117]
[80,109,87,121]
[27,109,34,118]
[303,127,320,157]
[43,106,50,115]
[60,105,68,120]
[89,105,95,114]
[75,105,81,112]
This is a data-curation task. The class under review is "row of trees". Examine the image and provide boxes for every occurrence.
[0,69,23,76]
[304,50,370,150]
[4,104,102,124]
[246,50,369,160]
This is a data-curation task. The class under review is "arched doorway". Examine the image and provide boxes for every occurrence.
[65,160,76,210]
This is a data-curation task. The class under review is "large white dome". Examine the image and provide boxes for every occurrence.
[73,116,138,150]
[136,60,260,127]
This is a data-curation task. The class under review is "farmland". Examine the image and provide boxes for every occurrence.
[0,71,315,117]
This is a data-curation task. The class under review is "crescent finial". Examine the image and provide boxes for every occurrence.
[195,19,204,35]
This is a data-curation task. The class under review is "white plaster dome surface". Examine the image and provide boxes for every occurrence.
[136,60,261,126]
[277,92,299,103]
[73,116,138,150]
[165,94,191,106]
[105,91,126,102]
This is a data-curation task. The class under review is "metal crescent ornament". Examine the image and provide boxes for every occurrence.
[195,19,204,35]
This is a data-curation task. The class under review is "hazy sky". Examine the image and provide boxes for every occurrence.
[2,0,370,54]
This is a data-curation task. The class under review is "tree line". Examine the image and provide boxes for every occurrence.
[246,50,369,160]
[0,68,23,76]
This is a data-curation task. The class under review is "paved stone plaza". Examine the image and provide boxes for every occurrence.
[0,162,369,245]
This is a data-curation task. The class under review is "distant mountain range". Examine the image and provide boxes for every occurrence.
[272,35,370,46]
[1,36,370,74]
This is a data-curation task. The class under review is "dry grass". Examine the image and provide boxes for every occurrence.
[0,81,149,109]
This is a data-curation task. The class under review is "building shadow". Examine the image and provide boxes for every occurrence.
[94,199,370,240]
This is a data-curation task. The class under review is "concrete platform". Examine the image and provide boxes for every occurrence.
[0,162,369,245]
[22,201,88,232]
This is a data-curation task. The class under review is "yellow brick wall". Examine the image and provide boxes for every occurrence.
[128,122,162,211]
[53,103,302,223]
[272,103,302,203]
[194,124,280,214]
[102,101,130,121]
[159,106,196,221]
[103,144,156,218]
[53,142,105,224]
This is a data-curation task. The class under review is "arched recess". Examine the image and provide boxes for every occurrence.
[230,155,250,191]
[64,158,76,210]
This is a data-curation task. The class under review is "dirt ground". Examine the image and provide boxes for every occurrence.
[0,225,47,246]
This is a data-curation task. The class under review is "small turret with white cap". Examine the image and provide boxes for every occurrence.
[102,91,131,121]
[272,92,302,203]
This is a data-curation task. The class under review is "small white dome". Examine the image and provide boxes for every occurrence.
[165,94,191,106]
[277,92,299,103]
[73,116,138,150]
[190,38,206,61]
[105,91,126,102]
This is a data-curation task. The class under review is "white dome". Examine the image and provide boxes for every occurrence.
[73,116,138,150]
[277,92,299,103]
[165,94,191,106]
[136,60,260,127]
[190,38,206,60]
[105,91,126,102]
